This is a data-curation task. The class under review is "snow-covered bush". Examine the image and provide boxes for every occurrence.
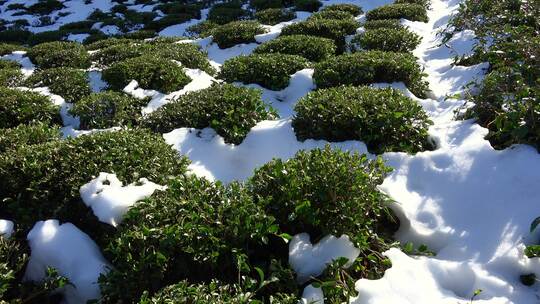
[207,1,248,25]
[249,146,397,245]
[25,67,92,103]
[70,91,148,129]
[313,50,429,98]
[292,86,434,153]
[254,34,336,62]
[27,41,91,69]
[363,19,403,30]
[0,129,190,241]
[102,55,191,93]
[366,4,428,22]
[255,8,296,25]
[141,83,277,144]
[352,27,422,53]
[293,0,321,12]
[140,280,298,304]
[211,20,267,49]
[218,53,309,90]
[99,175,293,302]
[280,17,359,52]
[0,88,61,129]
[319,3,363,16]
[0,123,60,153]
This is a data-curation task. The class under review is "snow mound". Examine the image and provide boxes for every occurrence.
[80,172,166,227]
[0,220,14,238]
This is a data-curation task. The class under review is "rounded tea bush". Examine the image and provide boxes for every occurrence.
[0,129,190,241]
[0,67,23,87]
[293,0,322,12]
[27,41,91,69]
[319,3,363,16]
[250,0,284,10]
[0,43,25,56]
[218,53,309,90]
[90,42,151,66]
[313,50,429,98]
[255,8,296,25]
[102,55,191,93]
[212,20,267,49]
[308,9,355,20]
[292,86,434,153]
[207,1,248,25]
[0,87,61,129]
[363,19,403,30]
[254,34,336,62]
[249,145,397,246]
[0,122,61,153]
[70,91,149,129]
[141,83,277,144]
[280,18,359,52]
[352,27,422,52]
[99,175,283,302]
[365,3,428,23]
[24,67,92,103]
[185,20,219,38]
[84,37,137,51]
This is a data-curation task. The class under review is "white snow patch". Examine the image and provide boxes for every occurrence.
[25,220,110,304]
[0,220,14,238]
[289,233,360,283]
[300,284,324,304]
[80,172,166,227]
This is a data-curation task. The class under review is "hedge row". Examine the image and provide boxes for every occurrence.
[0,123,61,153]
[141,83,277,144]
[292,86,434,154]
[211,20,267,49]
[313,50,429,98]
[366,3,428,23]
[0,87,61,129]
[253,34,336,62]
[352,27,422,52]
[27,41,91,69]
[24,67,92,103]
[0,129,190,243]
[218,53,309,90]
[255,8,296,25]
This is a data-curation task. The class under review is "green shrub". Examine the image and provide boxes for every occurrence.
[0,29,32,44]
[292,86,433,153]
[249,145,397,247]
[308,10,355,20]
[363,19,403,30]
[25,67,92,103]
[0,87,61,129]
[26,0,64,15]
[186,21,219,38]
[59,20,96,32]
[0,43,25,55]
[0,60,20,70]
[149,42,215,75]
[365,4,428,22]
[144,14,194,31]
[0,129,190,240]
[293,0,321,12]
[0,65,23,87]
[280,18,359,52]
[208,1,248,25]
[352,27,421,52]
[254,34,336,62]
[250,0,284,10]
[84,37,136,51]
[313,50,429,98]
[27,41,91,69]
[0,123,61,153]
[255,8,296,25]
[154,2,202,17]
[26,30,67,46]
[102,55,191,93]
[90,42,151,66]
[141,83,277,144]
[122,29,157,40]
[395,0,430,9]
[99,175,287,302]
[219,53,309,90]
[319,3,363,16]
[138,280,298,304]
[70,91,148,129]
[212,21,267,49]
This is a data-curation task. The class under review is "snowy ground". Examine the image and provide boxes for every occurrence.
[2,0,540,303]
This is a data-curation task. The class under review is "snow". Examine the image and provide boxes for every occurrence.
[300,285,325,304]
[0,220,14,238]
[289,233,360,283]
[80,172,166,227]
[24,220,110,304]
